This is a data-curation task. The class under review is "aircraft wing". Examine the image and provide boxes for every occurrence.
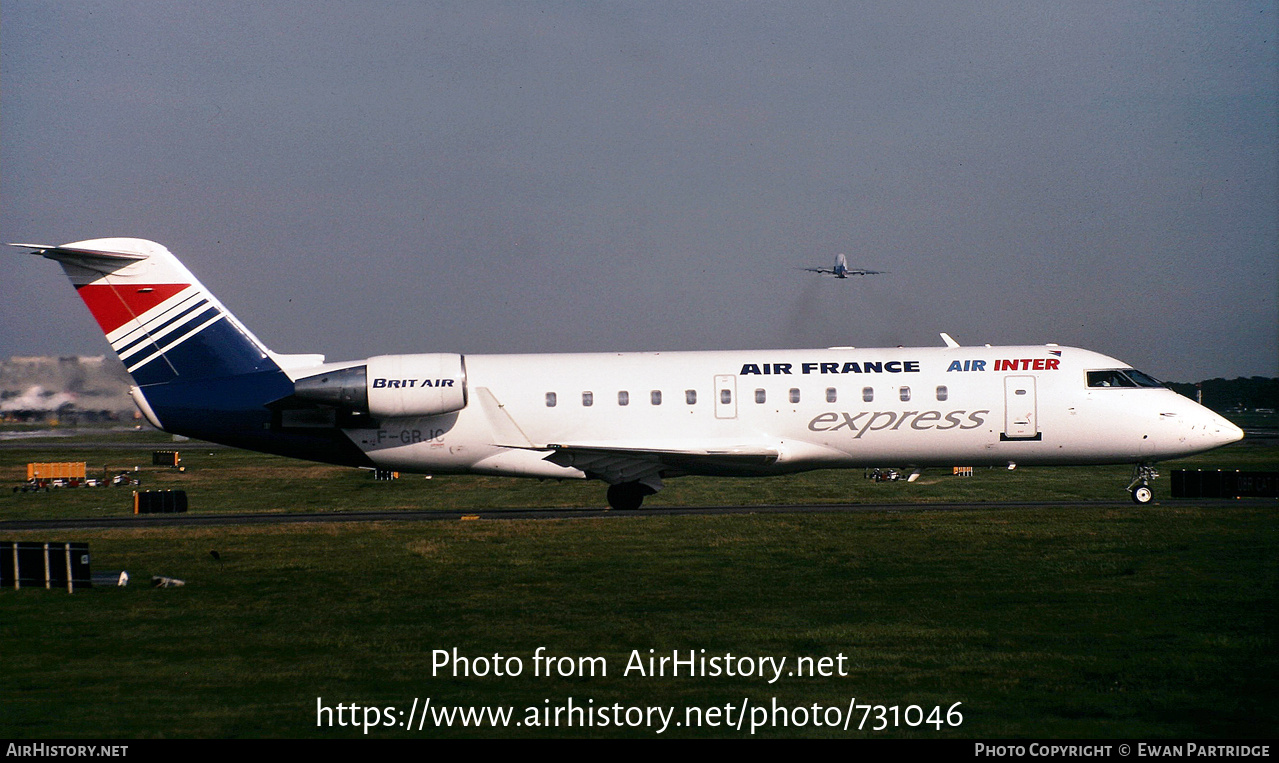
[535,443,780,485]
[479,383,780,484]
[796,266,886,276]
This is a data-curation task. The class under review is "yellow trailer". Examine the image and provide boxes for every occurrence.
[27,462,87,485]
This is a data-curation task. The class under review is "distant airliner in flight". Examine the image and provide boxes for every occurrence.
[15,238,1242,509]
[801,253,884,278]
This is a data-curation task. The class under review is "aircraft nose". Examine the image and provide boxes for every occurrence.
[1214,418,1245,447]
[1197,410,1244,449]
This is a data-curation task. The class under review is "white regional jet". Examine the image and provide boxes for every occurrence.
[801,253,884,278]
[15,238,1243,509]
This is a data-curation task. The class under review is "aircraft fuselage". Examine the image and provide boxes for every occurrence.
[312,346,1239,479]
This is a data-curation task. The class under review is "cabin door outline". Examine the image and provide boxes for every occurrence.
[1002,375,1041,441]
[714,374,737,419]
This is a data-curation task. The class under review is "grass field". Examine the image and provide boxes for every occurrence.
[2,430,1276,738]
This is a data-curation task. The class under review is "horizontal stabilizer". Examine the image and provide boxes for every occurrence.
[11,242,149,263]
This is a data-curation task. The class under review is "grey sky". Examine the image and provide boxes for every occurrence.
[2,1,1275,382]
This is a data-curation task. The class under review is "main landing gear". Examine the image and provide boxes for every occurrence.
[1127,464,1159,505]
[606,481,657,511]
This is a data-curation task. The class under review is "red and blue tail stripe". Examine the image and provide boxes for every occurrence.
[75,280,278,385]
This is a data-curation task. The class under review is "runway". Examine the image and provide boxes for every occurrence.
[0,499,1252,531]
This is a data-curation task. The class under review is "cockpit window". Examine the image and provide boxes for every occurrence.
[1087,369,1164,389]
[1125,370,1165,388]
[1088,370,1136,388]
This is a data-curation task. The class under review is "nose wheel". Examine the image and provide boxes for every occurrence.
[1127,464,1159,504]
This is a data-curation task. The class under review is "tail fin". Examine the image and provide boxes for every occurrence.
[13,238,281,385]
[17,238,371,467]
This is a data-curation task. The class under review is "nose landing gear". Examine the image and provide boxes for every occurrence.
[1127,464,1159,504]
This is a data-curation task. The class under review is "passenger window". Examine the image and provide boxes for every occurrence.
[545,392,557,408]
[721,389,732,404]
[618,391,629,406]
[826,388,837,403]
[582,391,593,407]
[789,388,801,404]
[651,390,662,405]
[755,388,766,404]
[685,390,697,405]
[863,387,874,403]
[900,387,911,402]
[936,385,948,402]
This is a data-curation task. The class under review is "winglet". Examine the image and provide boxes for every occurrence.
[940,332,960,348]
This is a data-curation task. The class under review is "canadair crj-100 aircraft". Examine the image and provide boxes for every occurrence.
[16,238,1243,509]
[801,253,884,278]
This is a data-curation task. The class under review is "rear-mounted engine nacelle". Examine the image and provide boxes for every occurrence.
[293,353,467,419]
[367,353,467,417]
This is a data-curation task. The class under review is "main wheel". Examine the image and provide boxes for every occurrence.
[606,482,651,510]
[1130,485,1153,504]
